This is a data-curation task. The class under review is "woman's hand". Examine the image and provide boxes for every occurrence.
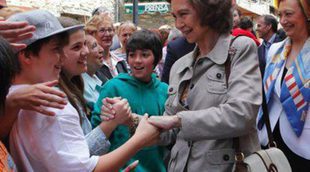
[7,80,67,116]
[148,115,182,130]
[100,97,131,125]
[133,114,160,147]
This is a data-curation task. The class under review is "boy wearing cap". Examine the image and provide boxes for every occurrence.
[6,9,96,171]
[7,9,160,172]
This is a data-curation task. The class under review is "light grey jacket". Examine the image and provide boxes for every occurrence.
[161,34,262,172]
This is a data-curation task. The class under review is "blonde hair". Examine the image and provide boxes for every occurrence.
[85,13,114,36]
[117,21,137,36]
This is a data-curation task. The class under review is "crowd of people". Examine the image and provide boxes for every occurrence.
[0,0,309,171]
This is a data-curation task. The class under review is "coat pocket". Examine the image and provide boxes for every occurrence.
[206,68,227,94]
[205,148,235,165]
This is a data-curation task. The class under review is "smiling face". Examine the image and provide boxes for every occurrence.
[86,35,104,73]
[170,0,209,44]
[256,17,270,39]
[27,37,65,83]
[128,49,155,82]
[95,21,114,50]
[63,30,89,78]
[278,0,309,39]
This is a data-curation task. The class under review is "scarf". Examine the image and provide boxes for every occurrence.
[258,38,310,137]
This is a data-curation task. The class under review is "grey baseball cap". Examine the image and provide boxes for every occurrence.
[7,9,84,47]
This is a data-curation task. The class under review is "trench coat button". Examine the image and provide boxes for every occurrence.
[216,73,222,79]
[169,87,173,92]
[223,154,230,161]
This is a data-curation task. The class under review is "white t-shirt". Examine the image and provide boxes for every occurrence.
[9,85,99,172]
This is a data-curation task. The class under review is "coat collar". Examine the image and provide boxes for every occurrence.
[176,48,196,73]
[204,34,231,65]
[176,34,232,74]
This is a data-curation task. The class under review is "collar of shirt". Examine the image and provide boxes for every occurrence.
[264,33,277,49]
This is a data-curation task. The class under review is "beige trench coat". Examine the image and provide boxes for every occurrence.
[161,34,262,172]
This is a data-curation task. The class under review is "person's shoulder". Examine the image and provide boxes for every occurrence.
[269,39,286,54]
[267,39,287,63]
[168,37,187,47]
[233,35,256,46]
[231,35,258,52]
[157,80,169,89]
[102,74,129,89]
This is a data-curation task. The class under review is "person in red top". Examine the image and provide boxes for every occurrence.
[232,16,260,46]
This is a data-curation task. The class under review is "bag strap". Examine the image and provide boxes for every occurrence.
[225,36,248,171]
[224,36,239,85]
[261,87,275,147]
[224,35,244,163]
[224,36,275,170]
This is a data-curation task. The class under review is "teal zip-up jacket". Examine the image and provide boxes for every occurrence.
[92,73,168,172]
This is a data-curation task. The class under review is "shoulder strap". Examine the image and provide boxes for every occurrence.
[227,36,276,169]
[225,35,240,87]
[262,87,275,147]
[224,36,244,162]
[225,36,249,171]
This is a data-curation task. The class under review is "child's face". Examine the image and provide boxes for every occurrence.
[28,37,65,83]
[62,30,89,78]
[128,49,155,82]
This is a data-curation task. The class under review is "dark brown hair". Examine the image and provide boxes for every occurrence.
[59,72,88,122]
[0,37,19,114]
[167,0,232,34]
[58,17,89,122]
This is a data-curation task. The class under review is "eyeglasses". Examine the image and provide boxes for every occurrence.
[99,28,114,34]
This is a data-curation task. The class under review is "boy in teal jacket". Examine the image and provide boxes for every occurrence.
[92,30,168,172]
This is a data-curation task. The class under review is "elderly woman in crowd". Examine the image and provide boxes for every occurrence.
[112,21,137,61]
[81,34,104,110]
[112,21,137,72]
[86,14,128,84]
[146,0,262,171]
[257,0,310,171]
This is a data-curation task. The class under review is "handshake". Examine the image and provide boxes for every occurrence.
[99,97,182,147]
